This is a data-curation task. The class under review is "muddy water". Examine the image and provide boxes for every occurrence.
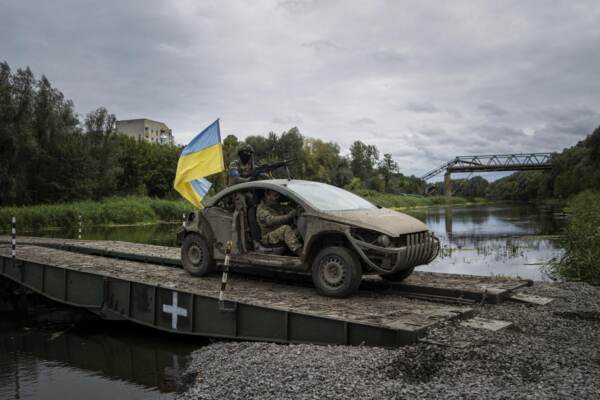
[0,203,564,399]
[405,203,565,281]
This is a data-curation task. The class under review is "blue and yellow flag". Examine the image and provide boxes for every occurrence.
[174,119,225,207]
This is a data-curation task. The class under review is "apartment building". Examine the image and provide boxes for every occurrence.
[115,119,174,144]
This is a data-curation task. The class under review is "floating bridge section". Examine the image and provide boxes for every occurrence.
[0,238,531,347]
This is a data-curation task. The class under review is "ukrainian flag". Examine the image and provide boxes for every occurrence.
[174,119,224,207]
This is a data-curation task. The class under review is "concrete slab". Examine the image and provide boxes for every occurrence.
[460,317,512,332]
[508,292,554,305]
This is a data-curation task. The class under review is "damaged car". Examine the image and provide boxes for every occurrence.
[178,180,440,298]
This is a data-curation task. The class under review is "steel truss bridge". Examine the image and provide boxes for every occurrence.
[421,153,554,196]
[421,153,554,181]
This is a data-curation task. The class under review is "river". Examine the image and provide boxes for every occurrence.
[0,203,565,399]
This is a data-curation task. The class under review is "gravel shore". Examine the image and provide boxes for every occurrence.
[177,282,600,400]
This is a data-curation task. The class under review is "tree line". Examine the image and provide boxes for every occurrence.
[0,62,424,207]
[0,62,181,206]
[2,61,597,207]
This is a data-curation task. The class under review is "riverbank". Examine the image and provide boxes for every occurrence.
[177,281,600,399]
[357,190,487,209]
[0,196,190,230]
[1,192,485,231]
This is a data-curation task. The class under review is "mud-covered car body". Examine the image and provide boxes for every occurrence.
[178,180,439,297]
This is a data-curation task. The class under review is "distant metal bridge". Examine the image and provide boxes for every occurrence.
[421,153,554,196]
[421,153,554,181]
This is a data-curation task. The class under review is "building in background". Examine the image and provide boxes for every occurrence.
[115,119,174,144]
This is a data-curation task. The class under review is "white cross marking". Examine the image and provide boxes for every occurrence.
[162,291,188,330]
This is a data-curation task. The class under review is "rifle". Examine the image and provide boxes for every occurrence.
[253,158,296,179]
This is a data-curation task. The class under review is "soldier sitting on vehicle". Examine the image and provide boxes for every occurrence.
[229,144,270,186]
[256,190,303,257]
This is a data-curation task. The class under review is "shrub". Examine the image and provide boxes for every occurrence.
[549,191,600,285]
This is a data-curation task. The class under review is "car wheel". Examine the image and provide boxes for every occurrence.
[311,246,362,298]
[181,233,214,276]
[379,267,415,282]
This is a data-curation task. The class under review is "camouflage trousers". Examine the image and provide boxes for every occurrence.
[262,225,302,252]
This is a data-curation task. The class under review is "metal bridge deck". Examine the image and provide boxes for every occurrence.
[1,236,530,304]
[1,244,475,347]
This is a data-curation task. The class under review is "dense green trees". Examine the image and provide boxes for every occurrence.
[0,62,181,206]
[480,126,600,201]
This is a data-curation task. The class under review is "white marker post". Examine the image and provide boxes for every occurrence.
[11,216,16,261]
[218,241,236,312]
[182,213,186,227]
[219,241,232,303]
[78,215,82,240]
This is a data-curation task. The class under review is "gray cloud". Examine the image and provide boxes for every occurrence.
[478,103,509,117]
[1,0,599,180]
[301,40,345,52]
[405,102,439,113]
[354,117,376,126]
[272,115,304,124]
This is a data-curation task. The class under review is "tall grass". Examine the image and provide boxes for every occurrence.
[0,196,192,231]
[549,191,600,285]
[356,190,486,209]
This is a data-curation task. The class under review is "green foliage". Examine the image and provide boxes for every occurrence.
[355,190,485,209]
[378,153,399,192]
[549,191,600,285]
[483,126,600,201]
[0,196,191,230]
[349,141,379,186]
[0,62,183,206]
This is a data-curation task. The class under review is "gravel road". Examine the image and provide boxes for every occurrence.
[177,282,600,400]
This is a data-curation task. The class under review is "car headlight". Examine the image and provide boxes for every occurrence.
[377,234,391,247]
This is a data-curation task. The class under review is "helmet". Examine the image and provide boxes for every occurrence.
[237,143,255,155]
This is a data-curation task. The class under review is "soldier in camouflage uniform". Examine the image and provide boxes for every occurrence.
[229,144,269,186]
[256,190,302,256]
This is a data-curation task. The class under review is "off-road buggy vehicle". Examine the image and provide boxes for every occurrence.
[177,180,439,298]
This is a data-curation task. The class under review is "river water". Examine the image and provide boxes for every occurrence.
[0,203,565,399]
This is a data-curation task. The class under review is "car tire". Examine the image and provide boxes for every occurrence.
[311,246,362,298]
[379,267,415,282]
[181,233,214,276]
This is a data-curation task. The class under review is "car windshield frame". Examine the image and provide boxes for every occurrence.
[285,181,376,212]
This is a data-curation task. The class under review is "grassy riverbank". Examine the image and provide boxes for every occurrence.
[1,191,485,231]
[0,197,190,230]
[357,190,486,209]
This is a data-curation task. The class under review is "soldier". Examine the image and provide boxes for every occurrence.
[229,144,269,186]
[256,190,302,256]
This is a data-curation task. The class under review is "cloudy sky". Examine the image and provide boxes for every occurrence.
[2,0,599,178]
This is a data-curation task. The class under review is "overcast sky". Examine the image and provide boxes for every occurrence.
[2,0,599,178]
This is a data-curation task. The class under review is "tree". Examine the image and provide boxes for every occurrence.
[378,153,399,192]
[84,107,116,137]
[349,141,379,180]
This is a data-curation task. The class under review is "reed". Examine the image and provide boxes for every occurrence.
[549,191,600,285]
[0,196,191,230]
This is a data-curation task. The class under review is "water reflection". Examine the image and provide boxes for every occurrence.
[0,316,203,400]
[406,204,565,281]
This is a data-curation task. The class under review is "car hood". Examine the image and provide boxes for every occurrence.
[322,208,429,236]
